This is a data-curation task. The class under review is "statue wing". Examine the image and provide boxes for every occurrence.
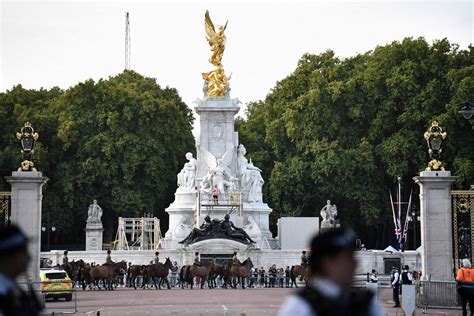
[204,10,217,44]
[220,146,234,168]
[200,146,217,170]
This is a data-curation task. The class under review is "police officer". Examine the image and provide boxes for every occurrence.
[0,225,43,316]
[194,252,201,266]
[278,228,384,316]
[370,269,378,283]
[400,265,412,295]
[391,266,400,308]
[105,249,113,265]
[154,252,160,267]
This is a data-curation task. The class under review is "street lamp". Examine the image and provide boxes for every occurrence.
[41,225,56,251]
[407,205,420,250]
[458,101,473,120]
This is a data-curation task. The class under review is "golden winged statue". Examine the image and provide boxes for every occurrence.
[202,10,230,97]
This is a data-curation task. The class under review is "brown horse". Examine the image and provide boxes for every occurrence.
[90,261,127,290]
[228,257,253,289]
[209,260,229,289]
[189,262,212,289]
[179,265,193,289]
[289,264,310,287]
[142,257,173,290]
[129,265,146,289]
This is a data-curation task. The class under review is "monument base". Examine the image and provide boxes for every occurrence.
[85,224,103,251]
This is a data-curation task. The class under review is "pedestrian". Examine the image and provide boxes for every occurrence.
[259,267,265,288]
[212,185,219,205]
[391,266,400,308]
[170,261,179,287]
[370,269,378,283]
[278,228,384,316]
[285,266,290,288]
[400,265,413,295]
[278,268,284,288]
[269,264,277,288]
[0,225,43,316]
[456,258,474,316]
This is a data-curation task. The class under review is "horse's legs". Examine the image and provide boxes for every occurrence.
[242,277,245,289]
[165,277,171,290]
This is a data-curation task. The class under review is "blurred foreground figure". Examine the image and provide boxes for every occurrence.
[279,228,384,316]
[0,225,43,316]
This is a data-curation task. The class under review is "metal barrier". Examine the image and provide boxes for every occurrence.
[416,280,461,311]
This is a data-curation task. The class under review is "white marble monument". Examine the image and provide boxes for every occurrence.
[85,200,104,251]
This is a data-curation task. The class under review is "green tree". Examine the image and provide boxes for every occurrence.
[237,38,473,248]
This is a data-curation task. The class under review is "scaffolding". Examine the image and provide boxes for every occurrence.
[114,217,162,250]
[196,190,243,226]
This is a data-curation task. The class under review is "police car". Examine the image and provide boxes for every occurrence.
[40,268,73,301]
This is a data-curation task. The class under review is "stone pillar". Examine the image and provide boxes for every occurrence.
[413,171,457,281]
[6,171,48,284]
[85,223,103,251]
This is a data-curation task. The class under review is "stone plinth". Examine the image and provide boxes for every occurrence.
[85,223,103,251]
[414,171,457,281]
[6,171,48,284]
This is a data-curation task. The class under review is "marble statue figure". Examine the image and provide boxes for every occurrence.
[200,146,236,195]
[87,200,103,224]
[320,200,337,227]
[237,144,264,202]
[177,152,197,192]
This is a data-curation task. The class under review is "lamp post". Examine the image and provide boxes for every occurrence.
[41,225,56,251]
[407,206,420,250]
[458,101,473,120]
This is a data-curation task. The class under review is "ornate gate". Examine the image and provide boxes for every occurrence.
[452,186,474,271]
[0,192,11,226]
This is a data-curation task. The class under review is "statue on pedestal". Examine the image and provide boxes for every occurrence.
[86,200,103,225]
[177,152,197,192]
[320,200,338,228]
[237,144,264,202]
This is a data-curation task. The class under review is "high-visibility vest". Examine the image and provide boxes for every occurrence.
[457,268,474,283]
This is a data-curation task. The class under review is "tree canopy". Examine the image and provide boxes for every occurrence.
[0,71,195,244]
[236,38,473,248]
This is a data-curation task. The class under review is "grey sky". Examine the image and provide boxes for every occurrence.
[1,0,472,124]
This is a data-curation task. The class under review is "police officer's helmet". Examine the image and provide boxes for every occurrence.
[0,225,28,257]
[195,252,199,255]
[308,228,357,274]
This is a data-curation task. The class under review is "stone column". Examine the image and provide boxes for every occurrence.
[6,171,48,284]
[413,171,457,281]
[85,223,103,251]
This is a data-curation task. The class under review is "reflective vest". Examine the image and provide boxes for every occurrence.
[457,268,474,283]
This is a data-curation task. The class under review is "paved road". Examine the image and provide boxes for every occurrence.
[43,287,461,315]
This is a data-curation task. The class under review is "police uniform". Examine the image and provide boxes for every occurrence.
[279,229,385,316]
[391,268,400,307]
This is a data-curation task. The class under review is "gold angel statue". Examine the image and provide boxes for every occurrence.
[202,10,230,97]
[204,10,227,67]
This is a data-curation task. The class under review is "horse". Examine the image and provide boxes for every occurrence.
[228,257,253,289]
[179,265,193,289]
[129,264,146,289]
[142,257,173,290]
[189,262,212,289]
[209,259,229,289]
[289,264,310,288]
[89,261,127,290]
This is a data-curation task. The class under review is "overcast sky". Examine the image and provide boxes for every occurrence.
[1,0,472,126]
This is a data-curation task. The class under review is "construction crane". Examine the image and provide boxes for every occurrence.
[125,11,131,70]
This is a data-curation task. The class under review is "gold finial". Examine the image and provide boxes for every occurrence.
[424,121,447,171]
[202,10,230,97]
[16,122,39,172]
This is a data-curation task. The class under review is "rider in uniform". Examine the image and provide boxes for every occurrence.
[232,252,239,266]
[299,250,308,281]
[63,250,72,272]
[154,252,160,267]
[193,252,201,266]
[105,249,113,266]
[279,228,384,316]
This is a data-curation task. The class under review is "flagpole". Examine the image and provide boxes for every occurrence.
[397,176,402,250]
[402,190,413,250]
[389,190,398,246]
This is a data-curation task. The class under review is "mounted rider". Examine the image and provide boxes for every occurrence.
[104,249,113,266]
[194,252,201,267]
[154,252,160,267]
[63,250,72,273]
[232,251,239,266]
